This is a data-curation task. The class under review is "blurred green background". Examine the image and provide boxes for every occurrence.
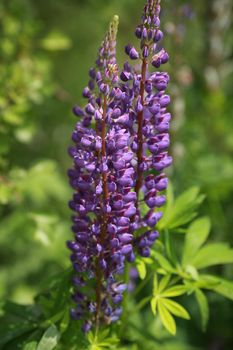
[0,0,232,348]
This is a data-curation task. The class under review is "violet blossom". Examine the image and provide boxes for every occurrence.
[67,16,136,332]
[119,0,172,257]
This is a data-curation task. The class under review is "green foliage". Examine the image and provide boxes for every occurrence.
[87,330,119,350]
[150,274,190,335]
[0,1,52,169]
[191,243,233,268]
[40,31,72,51]
[194,289,209,331]
[158,185,205,231]
[182,217,211,266]
[37,325,60,350]
[0,301,42,349]
[133,184,233,337]
[135,258,147,280]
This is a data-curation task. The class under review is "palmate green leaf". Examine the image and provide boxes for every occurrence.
[158,186,205,231]
[192,243,233,268]
[182,217,211,266]
[87,329,119,350]
[161,285,188,297]
[96,336,119,349]
[161,298,190,320]
[158,301,176,335]
[195,289,209,331]
[37,324,60,350]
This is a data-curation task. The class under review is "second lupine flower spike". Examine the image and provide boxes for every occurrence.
[121,0,172,257]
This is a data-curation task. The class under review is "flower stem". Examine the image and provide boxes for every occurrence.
[135,57,148,207]
[95,95,108,329]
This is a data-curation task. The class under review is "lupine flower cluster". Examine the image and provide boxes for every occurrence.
[120,0,172,257]
[67,0,172,332]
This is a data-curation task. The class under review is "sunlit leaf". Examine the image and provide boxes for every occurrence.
[158,187,205,230]
[136,259,147,280]
[153,274,158,293]
[199,275,233,301]
[192,243,233,268]
[153,252,176,273]
[158,274,171,293]
[195,289,209,331]
[182,217,211,266]
[185,265,199,280]
[161,285,188,297]
[161,298,190,320]
[158,301,176,335]
[150,297,158,315]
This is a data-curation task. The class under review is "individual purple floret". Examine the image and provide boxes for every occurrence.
[119,0,172,257]
[67,16,136,332]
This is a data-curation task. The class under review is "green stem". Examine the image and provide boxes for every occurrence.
[133,296,151,312]
[132,273,153,298]
[119,262,130,335]
[95,95,108,331]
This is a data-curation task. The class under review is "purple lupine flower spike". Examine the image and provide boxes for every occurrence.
[120,0,172,257]
[67,16,136,332]
[68,0,172,333]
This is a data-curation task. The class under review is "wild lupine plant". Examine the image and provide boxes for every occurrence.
[68,0,172,333]
[1,1,233,349]
[61,2,233,346]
